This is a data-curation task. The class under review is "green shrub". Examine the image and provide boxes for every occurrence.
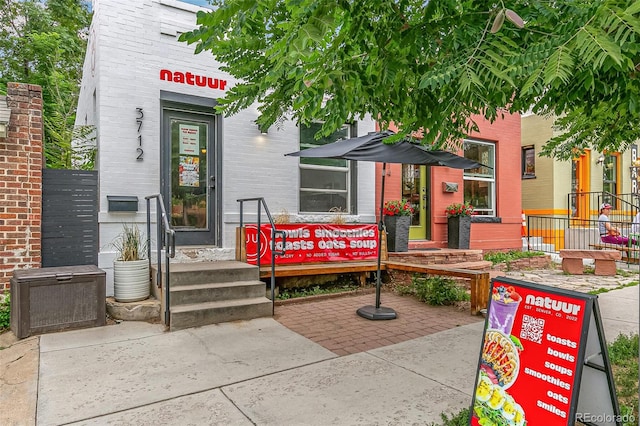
[483,249,545,265]
[411,275,469,306]
[395,284,416,296]
[276,283,359,300]
[0,294,10,331]
[431,408,469,426]
[608,333,639,424]
[609,333,639,363]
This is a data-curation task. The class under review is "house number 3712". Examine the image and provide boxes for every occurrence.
[136,107,143,161]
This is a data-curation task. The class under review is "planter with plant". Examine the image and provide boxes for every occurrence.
[383,199,414,252]
[112,223,150,302]
[445,202,474,249]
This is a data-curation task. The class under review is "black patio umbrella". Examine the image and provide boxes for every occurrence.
[286,130,484,320]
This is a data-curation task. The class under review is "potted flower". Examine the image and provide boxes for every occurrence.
[445,202,474,249]
[111,223,150,302]
[383,199,414,252]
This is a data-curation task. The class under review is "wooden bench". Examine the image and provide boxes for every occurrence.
[383,261,491,316]
[560,249,621,276]
[237,227,491,315]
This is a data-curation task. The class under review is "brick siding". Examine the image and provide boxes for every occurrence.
[0,83,43,291]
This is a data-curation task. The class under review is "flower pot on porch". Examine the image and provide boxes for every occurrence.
[384,215,410,252]
[114,259,150,302]
[447,216,471,249]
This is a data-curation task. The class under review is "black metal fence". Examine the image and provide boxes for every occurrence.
[525,215,638,254]
[526,192,640,254]
[42,169,98,267]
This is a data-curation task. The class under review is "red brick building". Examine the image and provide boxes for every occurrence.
[377,112,522,251]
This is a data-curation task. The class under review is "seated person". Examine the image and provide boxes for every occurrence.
[599,203,636,245]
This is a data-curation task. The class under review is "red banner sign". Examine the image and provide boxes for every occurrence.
[471,278,588,426]
[245,224,379,265]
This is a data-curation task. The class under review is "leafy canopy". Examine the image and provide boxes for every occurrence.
[180,0,640,160]
[0,0,93,169]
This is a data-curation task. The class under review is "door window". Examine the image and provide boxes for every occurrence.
[170,119,209,229]
[602,154,619,205]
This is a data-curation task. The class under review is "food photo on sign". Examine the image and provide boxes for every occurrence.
[471,278,591,426]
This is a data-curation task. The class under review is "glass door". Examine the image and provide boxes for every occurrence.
[162,109,217,245]
[403,164,429,239]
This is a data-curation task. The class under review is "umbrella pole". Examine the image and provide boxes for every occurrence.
[356,162,397,320]
[375,163,385,308]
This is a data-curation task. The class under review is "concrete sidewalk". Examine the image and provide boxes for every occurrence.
[37,319,485,425]
[1,275,638,425]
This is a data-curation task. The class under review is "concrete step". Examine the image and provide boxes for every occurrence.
[523,236,544,245]
[169,297,273,331]
[528,243,555,252]
[155,261,259,287]
[170,280,266,306]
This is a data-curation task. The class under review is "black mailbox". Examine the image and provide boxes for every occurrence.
[107,195,138,212]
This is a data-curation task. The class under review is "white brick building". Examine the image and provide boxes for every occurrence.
[76,0,377,294]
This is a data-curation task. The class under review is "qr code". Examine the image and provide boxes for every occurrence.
[519,314,545,344]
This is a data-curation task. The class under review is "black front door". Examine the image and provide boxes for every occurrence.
[161,108,219,246]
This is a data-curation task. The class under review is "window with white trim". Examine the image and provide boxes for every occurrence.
[299,123,352,213]
[463,139,496,216]
[602,154,619,206]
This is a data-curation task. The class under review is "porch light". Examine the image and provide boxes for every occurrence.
[596,154,605,166]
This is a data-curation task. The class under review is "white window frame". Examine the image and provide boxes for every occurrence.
[463,139,496,216]
[299,123,352,214]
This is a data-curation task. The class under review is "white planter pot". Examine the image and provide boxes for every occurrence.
[113,259,150,302]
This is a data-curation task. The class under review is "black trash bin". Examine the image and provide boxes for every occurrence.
[10,265,106,339]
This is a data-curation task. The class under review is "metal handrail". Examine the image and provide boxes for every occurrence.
[145,194,176,326]
[598,191,640,217]
[237,197,286,314]
[567,191,640,221]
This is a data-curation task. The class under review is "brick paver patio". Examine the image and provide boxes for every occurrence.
[273,291,483,356]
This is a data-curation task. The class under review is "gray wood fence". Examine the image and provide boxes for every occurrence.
[42,170,98,267]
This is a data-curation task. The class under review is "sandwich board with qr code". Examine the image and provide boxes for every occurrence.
[469,277,623,426]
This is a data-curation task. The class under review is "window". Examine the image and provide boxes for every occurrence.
[570,160,579,217]
[178,0,213,7]
[602,153,619,205]
[299,123,353,213]
[463,140,496,216]
[522,145,535,178]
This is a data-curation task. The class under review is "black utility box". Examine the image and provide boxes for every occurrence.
[11,265,106,339]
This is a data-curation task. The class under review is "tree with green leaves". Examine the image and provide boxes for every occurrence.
[180,0,640,160]
[0,0,93,169]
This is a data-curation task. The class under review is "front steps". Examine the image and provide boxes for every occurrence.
[152,261,272,331]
